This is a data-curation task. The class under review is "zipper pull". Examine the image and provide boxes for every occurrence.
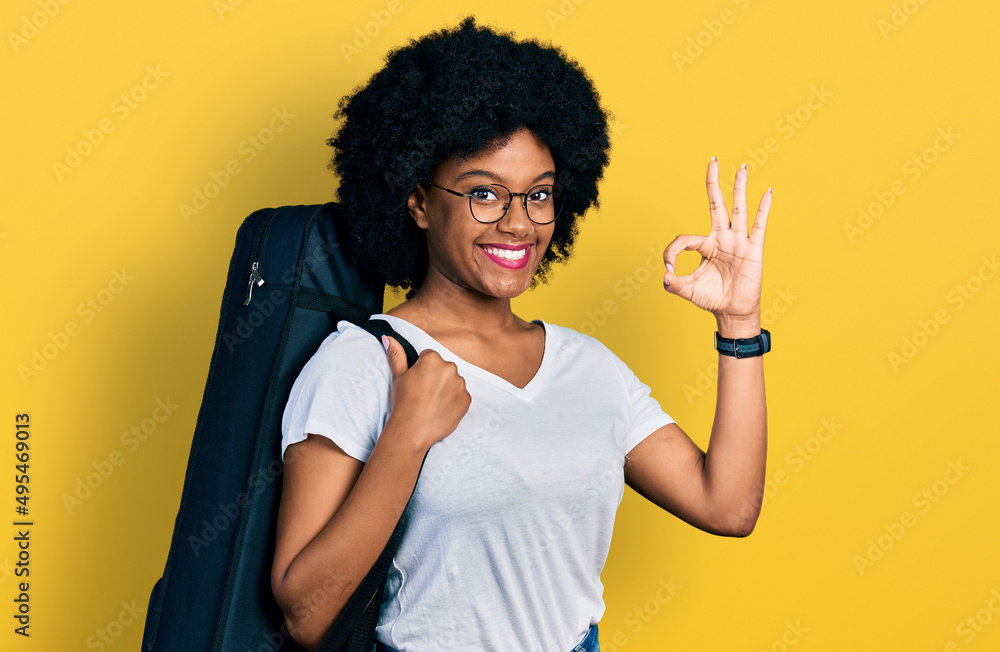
[243,261,265,305]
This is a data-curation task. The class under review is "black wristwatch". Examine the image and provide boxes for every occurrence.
[715,329,771,358]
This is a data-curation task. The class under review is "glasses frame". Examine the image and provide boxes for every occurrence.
[427,182,562,225]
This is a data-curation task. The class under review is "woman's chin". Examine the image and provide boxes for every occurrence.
[485,271,537,299]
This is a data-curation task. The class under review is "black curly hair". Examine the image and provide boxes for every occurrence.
[328,16,612,298]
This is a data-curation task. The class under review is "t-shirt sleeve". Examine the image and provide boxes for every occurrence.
[610,351,676,457]
[280,321,392,463]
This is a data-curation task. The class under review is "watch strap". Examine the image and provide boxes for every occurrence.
[715,328,771,358]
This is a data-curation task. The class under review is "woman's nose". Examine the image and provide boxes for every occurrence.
[496,197,534,237]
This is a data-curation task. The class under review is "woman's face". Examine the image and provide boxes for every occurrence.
[407,127,557,300]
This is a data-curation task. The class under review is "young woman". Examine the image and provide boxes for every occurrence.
[271,17,771,652]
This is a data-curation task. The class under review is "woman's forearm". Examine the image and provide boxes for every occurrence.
[701,313,768,535]
[273,420,428,650]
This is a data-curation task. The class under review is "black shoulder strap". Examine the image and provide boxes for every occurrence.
[358,318,419,368]
[291,292,419,369]
[316,317,425,652]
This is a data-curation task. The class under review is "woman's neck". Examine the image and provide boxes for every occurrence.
[388,274,526,338]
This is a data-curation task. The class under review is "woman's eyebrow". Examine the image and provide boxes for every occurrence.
[454,169,503,183]
[454,169,557,183]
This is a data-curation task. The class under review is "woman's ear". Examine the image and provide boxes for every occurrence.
[406,184,430,230]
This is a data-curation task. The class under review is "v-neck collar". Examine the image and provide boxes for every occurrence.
[371,314,556,401]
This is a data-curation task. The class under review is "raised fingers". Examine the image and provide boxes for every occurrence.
[749,187,773,248]
[731,164,749,234]
[706,157,730,232]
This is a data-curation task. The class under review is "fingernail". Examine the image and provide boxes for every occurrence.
[381,335,389,351]
[711,155,718,162]
[768,186,773,194]
[666,262,674,274]
[741,163,747,170]
[664,275,671,288]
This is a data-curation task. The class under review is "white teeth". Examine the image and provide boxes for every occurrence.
[483,246,527,261]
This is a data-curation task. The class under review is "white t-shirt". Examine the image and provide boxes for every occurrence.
[280,314,675,652]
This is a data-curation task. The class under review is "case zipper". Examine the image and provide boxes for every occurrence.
[242,209,281,306]
[244,261,264,305]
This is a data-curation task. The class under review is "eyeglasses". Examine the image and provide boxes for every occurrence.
[428,182,563,225]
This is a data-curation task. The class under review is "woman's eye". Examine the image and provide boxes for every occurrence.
[471,187,499,201]
[528,188,552,202]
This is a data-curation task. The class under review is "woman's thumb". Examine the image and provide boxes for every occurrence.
[381,335,408,378]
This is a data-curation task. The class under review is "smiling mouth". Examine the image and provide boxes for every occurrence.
[481,245,528,261]
[477,244,531,269]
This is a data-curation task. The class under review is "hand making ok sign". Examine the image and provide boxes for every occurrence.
[662,157,773,324]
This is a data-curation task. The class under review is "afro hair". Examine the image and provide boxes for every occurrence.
[328,16,612,298]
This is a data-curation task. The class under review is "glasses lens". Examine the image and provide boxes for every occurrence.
[468,185,510,223]
[525,185,557,225]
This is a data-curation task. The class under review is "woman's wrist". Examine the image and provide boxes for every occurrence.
[714,312,762,339]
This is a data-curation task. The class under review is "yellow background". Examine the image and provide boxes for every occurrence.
[3,0,998,650]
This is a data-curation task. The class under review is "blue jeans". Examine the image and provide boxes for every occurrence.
[373,624,600,652]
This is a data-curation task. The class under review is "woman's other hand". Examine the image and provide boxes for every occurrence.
[382,335,471,451]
